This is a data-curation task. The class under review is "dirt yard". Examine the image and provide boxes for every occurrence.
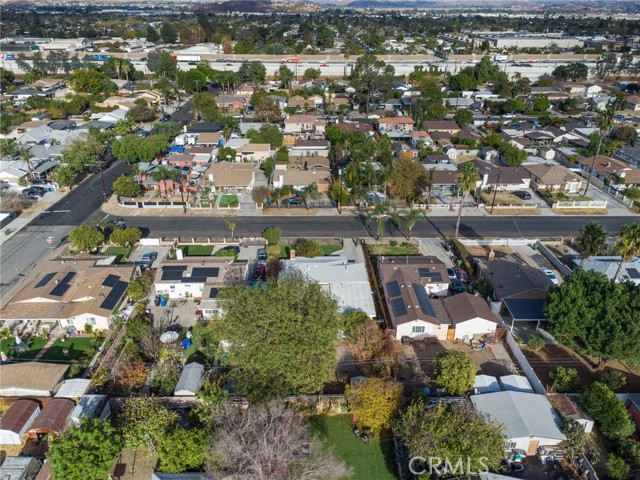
[465,244,513,258]
[522,344,640,393]
[552,208,608,216]
[487,207,541,216]
[490,193,524,206]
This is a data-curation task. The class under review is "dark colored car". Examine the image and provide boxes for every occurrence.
[282,197,305,207]
[254,263,266,280]
[449,278,466,295]
[22,187,44,197]
[513,190,532,200]
[31,179,52,185]
[257,248,267,263]
[454,267,471,284]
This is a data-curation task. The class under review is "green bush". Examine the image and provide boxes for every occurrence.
[293,238,322,258]
[526,334,546,351]
[550,367,579,393]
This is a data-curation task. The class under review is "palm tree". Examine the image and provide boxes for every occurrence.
[454,162,480,239]
[20,148,34,180]
[614,224,640,280]
[404,208,422,240]
[584,105,616,196]
[270,187,283,209]
[576,221,607,267]
[366,201,392,242]
[114,117,135,136]
[301,182,318,210]
[225,218,237,239]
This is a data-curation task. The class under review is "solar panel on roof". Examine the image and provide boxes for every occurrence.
[386,280,401,298]
[391,298,408,317]
[35,272,56,288]
[163,265,187,271]
[209,288,219,298]
[626,268,640,280]
[192,267,220,279]
[413,284,437,317]
[100,281,128,310]
[50,272,76,296]
[162,270,184,281]
[102,274,120,287]
[418,268,443,282]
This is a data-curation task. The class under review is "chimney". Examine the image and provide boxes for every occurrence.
[289,249,296,259]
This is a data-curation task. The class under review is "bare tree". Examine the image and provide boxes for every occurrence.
[207,401,350,480]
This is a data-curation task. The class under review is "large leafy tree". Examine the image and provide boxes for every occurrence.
[238,60,266,84]
[454,162,479,239]
[118,396,179,449]
[346,378,403,433]
[433,350,477,396]
[576,221,607,267]
[112,176,142,198]
[69,224,104,251]
[47,419,123,480]
[350,54,395,112]
[545,269,640,365]
[389,153,426,202]
[110,227,142,247]
[157,427,209,473]
[217,272,341,401]
[561,419,587,465]
[394,401,505,476]
[579,382,635,440]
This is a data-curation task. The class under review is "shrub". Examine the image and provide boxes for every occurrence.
[526,334,546,351]
[550,367,579,393]
[292,238,322,258]
[262,226,282,245]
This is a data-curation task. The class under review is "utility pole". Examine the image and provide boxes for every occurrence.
[490,170,502,214]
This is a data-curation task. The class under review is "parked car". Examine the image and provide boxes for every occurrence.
[257,248,267,264]
[513,190,532,200]
[282,197,305,207]
[140,252,157,268]
[510,462,524,473]
[22,187,44,197]
[31,179,52,185]
[541,268,559,285]
[254,263,266,280]
[454,267,471,284]
[448,278,466,295]
[447,267,457,280]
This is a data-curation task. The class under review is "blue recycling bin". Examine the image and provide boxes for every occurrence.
[160,296,167,307]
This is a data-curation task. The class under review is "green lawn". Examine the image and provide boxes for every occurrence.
[0,337,47,360]
[310,414,398,480]
[219,194,239,208]
[40,337,95,362]
[321,244,343,256]
[103,246,136,263]
[551,193,592,202]
[179,245,214,256]
[367,243,419,256]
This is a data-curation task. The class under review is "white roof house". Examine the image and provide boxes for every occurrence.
[0,457,43,480]
[471,391,566,455]
[55,379,92,399]
[174,362,205,396]
[499,375,534,393]
[281,256,376,318]
[474,374,501,395]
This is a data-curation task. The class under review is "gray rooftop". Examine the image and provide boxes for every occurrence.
[471,391,565,441]
[174,362,205,396]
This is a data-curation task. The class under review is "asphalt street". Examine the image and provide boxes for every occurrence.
[118,215,635,240]
[0,161,131,303]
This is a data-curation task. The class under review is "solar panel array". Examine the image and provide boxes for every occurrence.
[627,267,640,280]
[99,280,128,310]
[102,274,120,287]
[391,298,407,317]
[35,272,56,288]
[191,267,220,282]
[50,272,76,297]
[161,266,187,281]
[413,284,437,317]
[386,280,401,298]
[418,268,443,282]
[209,287,219,299]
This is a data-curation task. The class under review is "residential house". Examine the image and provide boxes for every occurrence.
[577,155,640,187]
[0,399,41,444]
[573,256,640,285]
[195,132,223,146]
[479,146,499,162]
[272,169,330,193]
[0,160,29,184]
[327,96,351,113]
[154,257,247,318]
[288,95,323,110]
[526,164,585,194]
[0,259,135,332]
[336,122,374,136]
[412,130,432,146]
[174,363,205,396]
[206,161,255,192]
[214,94,246,111]
[269,95,288,110]
[283,115,321,134]
[444,97,477,109]
[6,88,53,102]
[589,95,614,111]
[167,153,196,168]
[187,123,224,134]
[289,155,330,171]
[564,83,587,95]
[30,78,65,92]
[289,139,331,158]
[184,146,214,164]
[471,160,531,192]
[239,122,266,136]
[377,98,403,112]
[422,120,460,135]
[235,83,256,98]
[377,117,415,135]
[626,96,640,111]
[440,293,498,341]
[16,125,86,146]
[472,391,566,454]
[281,255,376,318]
[28,398,75,440]
[0,363,69,397]
[235,143,273,163]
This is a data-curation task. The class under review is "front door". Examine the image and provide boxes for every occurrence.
[447,327,455,341]
[527,440,539,455]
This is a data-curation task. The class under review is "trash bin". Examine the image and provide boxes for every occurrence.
[160,296,167,307]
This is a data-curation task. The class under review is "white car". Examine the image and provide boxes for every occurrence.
[541,268,559,285]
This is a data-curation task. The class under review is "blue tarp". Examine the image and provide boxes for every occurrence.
[181,338,192,349]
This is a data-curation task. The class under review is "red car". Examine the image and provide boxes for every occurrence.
[254,263,266,280]
[320,63,329,67]
[454,267,471,284]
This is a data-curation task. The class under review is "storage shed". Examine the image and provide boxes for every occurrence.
[499,375,534,393]
[70,395,110,428]
[174,362,205,396]
[473,375,501,395]
[0,456,43,480]
[0,399,41,445]
[54,379,91,399]
[27,398,74,440]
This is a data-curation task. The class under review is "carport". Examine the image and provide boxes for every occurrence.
[503,297,547,330]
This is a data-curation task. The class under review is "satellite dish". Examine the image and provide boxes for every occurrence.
[160,331,179,343]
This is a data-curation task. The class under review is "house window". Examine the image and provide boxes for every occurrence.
[88,318,97,325]
[66,319,74,326]
[509,442,517,450]
[170,285,175,291]
[412,325,425,334]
